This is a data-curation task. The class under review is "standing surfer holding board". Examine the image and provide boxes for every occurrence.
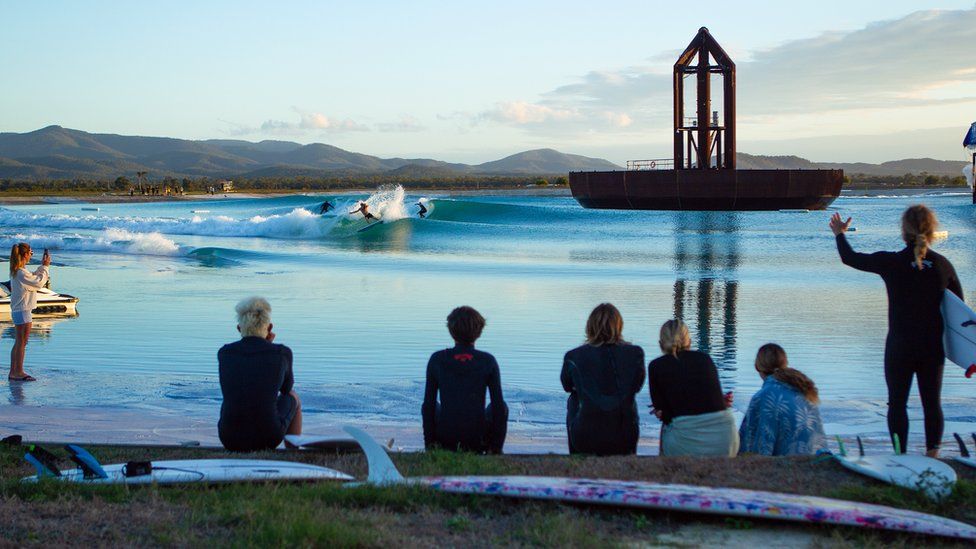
[830,205,963,457]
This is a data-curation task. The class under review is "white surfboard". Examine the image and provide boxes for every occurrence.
[942,290,976,378]
[284,435,361,452]
[343,427,976,541]
[835,453,956,500]
[23,459,353,485]
[957,457,976,469]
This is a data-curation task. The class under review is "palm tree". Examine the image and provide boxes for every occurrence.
[136,171,148,193]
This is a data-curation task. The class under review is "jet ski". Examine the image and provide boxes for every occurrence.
[0,281,79,319]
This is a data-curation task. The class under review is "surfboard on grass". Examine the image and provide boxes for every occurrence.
[22,444,353,485]
[833,437,956,501]
[343,427,976,541]
[284,435,362,453]
[942,289,976,378]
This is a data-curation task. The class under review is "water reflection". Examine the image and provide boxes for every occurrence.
[0,315,77,341]
[671,212,741,374]
[339,218,415,254]
[8,380,25,404]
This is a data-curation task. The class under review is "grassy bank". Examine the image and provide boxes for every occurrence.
[1,442,974,547]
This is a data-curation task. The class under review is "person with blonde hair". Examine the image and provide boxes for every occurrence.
[831,206,963,457]
[217,297,302,451]
[738,344,826,455]
[561,303,645,455]
[7,243,51,382]
[648,319,738,457]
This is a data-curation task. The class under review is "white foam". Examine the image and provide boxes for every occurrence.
[0,207,338,240]
[0,228,186,257]
[963,165,974,190]
[343,185,411,223]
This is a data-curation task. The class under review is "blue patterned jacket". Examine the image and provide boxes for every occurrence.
[738,377,826,456]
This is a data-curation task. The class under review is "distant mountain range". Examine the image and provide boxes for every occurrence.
[0,126,620,180]
[0,126,967,180]
[736,153,967,176]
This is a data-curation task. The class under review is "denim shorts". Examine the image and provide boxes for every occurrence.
[11,310,31,326]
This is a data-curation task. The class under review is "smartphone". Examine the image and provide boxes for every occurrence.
[43,248,49,255]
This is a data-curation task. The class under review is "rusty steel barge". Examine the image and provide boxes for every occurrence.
[569,28,843,211]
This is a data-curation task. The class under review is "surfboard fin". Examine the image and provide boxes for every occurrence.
[343,426,404,485]
[65,444,108,480]
[954,433,971,458]
[856,436,865,457]
[834,435,847,457]
[966,365,975,379]
[24,444,61,478]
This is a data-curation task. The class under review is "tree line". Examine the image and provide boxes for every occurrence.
[844,173,968,189]
[0,175,571,194]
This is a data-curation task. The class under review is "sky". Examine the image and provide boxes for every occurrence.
[2,1,975,164]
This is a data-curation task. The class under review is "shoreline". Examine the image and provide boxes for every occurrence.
[0,184,969,205]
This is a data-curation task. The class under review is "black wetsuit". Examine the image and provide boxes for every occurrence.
[320,201,333,214]
[218,337,297,452]
[561,343,646,455]
[417,203,428,218]
[835,233,963,451]
[422,345,508,453]
[647,350,727,425]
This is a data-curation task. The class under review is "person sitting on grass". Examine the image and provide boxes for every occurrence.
[561,303,646,455]
[648,319,738,457]
[738,343,826,456]
[218,297,302,452]
[422,306,508,454]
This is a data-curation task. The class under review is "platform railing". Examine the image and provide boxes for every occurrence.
[626,159,673,170]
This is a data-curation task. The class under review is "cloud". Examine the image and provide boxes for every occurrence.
[482,101,581,124]
[474,7,976,138]
[375,115,427,133]
[231,107,369,136]
[477,101,636,132]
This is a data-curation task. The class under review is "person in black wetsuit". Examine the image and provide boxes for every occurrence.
[319,200,334,214]
[561,303,645,455]
[831,206,963,457]
[416,202,428,218]
[218,297,302,452]
[350,201,376,222]
[422,306,508,453]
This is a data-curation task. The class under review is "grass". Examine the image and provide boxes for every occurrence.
[1,442,975,547]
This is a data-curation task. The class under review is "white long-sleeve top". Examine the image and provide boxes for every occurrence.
[10,265,49,313]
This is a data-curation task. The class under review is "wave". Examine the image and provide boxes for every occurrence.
[0,228,186,257]
[0,206,339,240]
[840,191,972,199]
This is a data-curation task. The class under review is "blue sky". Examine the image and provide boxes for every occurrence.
[2,1,975,163]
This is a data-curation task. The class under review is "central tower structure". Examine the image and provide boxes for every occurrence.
[673,27,735,170]
[568,26,843,211]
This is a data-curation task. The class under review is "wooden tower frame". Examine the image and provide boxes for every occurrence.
[674,27,736,170]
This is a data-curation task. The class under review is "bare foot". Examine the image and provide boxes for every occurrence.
[925,448,940,459]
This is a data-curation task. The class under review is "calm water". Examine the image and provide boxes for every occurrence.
[1,187,974,451]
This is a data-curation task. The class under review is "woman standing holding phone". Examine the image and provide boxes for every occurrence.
[8,243,50,382]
